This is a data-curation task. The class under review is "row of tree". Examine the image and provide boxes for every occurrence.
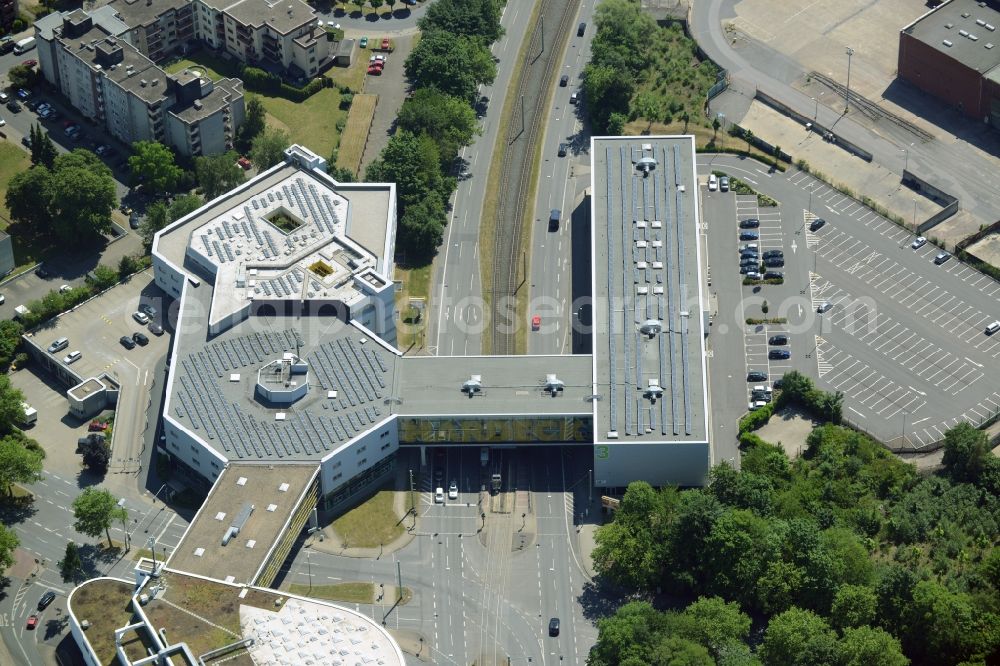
[590,422,1000,665]
[364,0,500,263]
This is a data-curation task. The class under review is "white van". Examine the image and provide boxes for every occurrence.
[20,402,37,426]
[707,173,718,191]
[14,37,35,55]
[986,321,1000,335]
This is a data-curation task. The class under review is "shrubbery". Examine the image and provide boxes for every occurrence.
[775,370,844,424]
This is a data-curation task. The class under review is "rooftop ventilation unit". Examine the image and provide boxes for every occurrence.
[644,379,664,403]
[461,375,482,397]
[987,43,995,48]
[635,156,657,176]
[977,19,986,26]
[543,374,565,396]
[943,39,954,46]
[639,319,662,337]
[971,34,979,40]
[987,24,996,31]
[221,503,254,546]
[960,29,970,36]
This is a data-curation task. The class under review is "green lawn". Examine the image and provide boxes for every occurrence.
[163,54,236,82]
[331,488,404,548]
[0,142,50,271]
[259,88,347,159]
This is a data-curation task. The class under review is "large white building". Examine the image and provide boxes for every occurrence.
[35,7,244,156]
[150,138,712,512]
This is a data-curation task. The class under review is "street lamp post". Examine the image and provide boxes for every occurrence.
[812,96,818,120]
[844,47,855,114]
[117,498,130,552]
[902,411,908,448]
[901,146,908,173]
[147,536,157,570]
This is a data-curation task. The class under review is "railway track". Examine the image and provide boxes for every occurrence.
[491,0,580,355]
[808,70,935,142]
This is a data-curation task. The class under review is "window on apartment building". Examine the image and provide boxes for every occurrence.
[380,431,390,439]
[211,461,219,469]
[359,458,367,465]
[190,445,199,454]
[332,473,342,481]
[381,443,391,451]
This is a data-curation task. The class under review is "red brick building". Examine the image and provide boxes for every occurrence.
[899,0,1000,128]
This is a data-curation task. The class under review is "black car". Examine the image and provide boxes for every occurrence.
[38,591,56,610]
[149,321,164,335]
[132,332,149,346]
[559,74,569,87]
[772,378,784,390]
[738,218,760,229]
[558,143,568,157]
[549,617,560,636]
[129,212,140,229]
[763,271,784,280]
[6,99,21,113]
[764,256,785,268]
[768,334,788,345]
[769,349,791,360]
[0,38,14,55]
[120,335,136,350]
[809,218,827,232]
[751,390,772,402]
[35,266,49,278]
[747,371,768,382]
[739,231,759,241]
[740,265,759,274]
[762,250,783,259]
[740,258,760,268]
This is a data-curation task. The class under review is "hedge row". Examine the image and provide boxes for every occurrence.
[240,67,340,101]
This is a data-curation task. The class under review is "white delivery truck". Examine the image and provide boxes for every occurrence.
[20,402,37,426]
[14,37,36,55]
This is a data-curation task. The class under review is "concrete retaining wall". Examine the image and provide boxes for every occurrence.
[753,89,874,162]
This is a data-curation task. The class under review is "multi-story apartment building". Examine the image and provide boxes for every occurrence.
[193,0,329,79]
[36,8,244,157]
[109,0,196,62]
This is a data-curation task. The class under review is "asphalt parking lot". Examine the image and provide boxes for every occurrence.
[23,271,172,470]
[701,155,1000,450]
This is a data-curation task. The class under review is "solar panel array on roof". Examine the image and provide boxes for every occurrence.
[602,142,698,439]
[174,329,391,460]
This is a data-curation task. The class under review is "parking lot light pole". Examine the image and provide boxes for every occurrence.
[844,47,855,114]
[900,146,908,173]
[812,97,818,120]
[902,411,908,448]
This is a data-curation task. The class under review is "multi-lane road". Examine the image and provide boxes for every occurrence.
[281,447,600,665]
[427,2,538,357]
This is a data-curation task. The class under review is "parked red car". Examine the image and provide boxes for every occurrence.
[26,614,38,630]
[88,421,108,432]
[237,156,251,170]
[381,37,390,51]
[21,59,37,68]
[367,64,383,76]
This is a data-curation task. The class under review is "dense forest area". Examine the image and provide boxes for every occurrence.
[589,421,1000,665]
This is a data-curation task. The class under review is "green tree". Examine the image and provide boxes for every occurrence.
[235,96,266,152]
[72,487,127,548]
[249,127,290,170]
[942,422,992,486]
[839,626,908,666]
[328,165,355,183]
[170,194,203,221]
[397,190,447,263]
[138,194,202,247]
[58,541,83,583]
[418,0,504,42]
[0,374,25,436]
[830,584,877,629]
[398,88,481,163]
[82,440,110,473]
[703,509,780,608]
[759,607,841,666]
[744,129,754,154]
[0,434,44,496]
[0,320,24,369]
[89,265,119,290]
[28,124,56,168]
[6,165,53,230]
[55,148,113,178]
[49,164,116,241]
[677,597,751,658]
[404,30,497,103]
[366,130,452,210]
[129,141,183,195]
[904,580,1000,664]
[370,0,383,9]
[0,524,19,574]
[665,491,723,592]
[632,90,663,132]
[712,117,721,141]
[7,64,38,90]
[648,636,713,666]
[195,151,246,200]
[606,111,627,135]
[590,601,671,666]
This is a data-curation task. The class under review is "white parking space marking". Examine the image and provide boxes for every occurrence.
[812,229,1000,356]
[816,339,927,419]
